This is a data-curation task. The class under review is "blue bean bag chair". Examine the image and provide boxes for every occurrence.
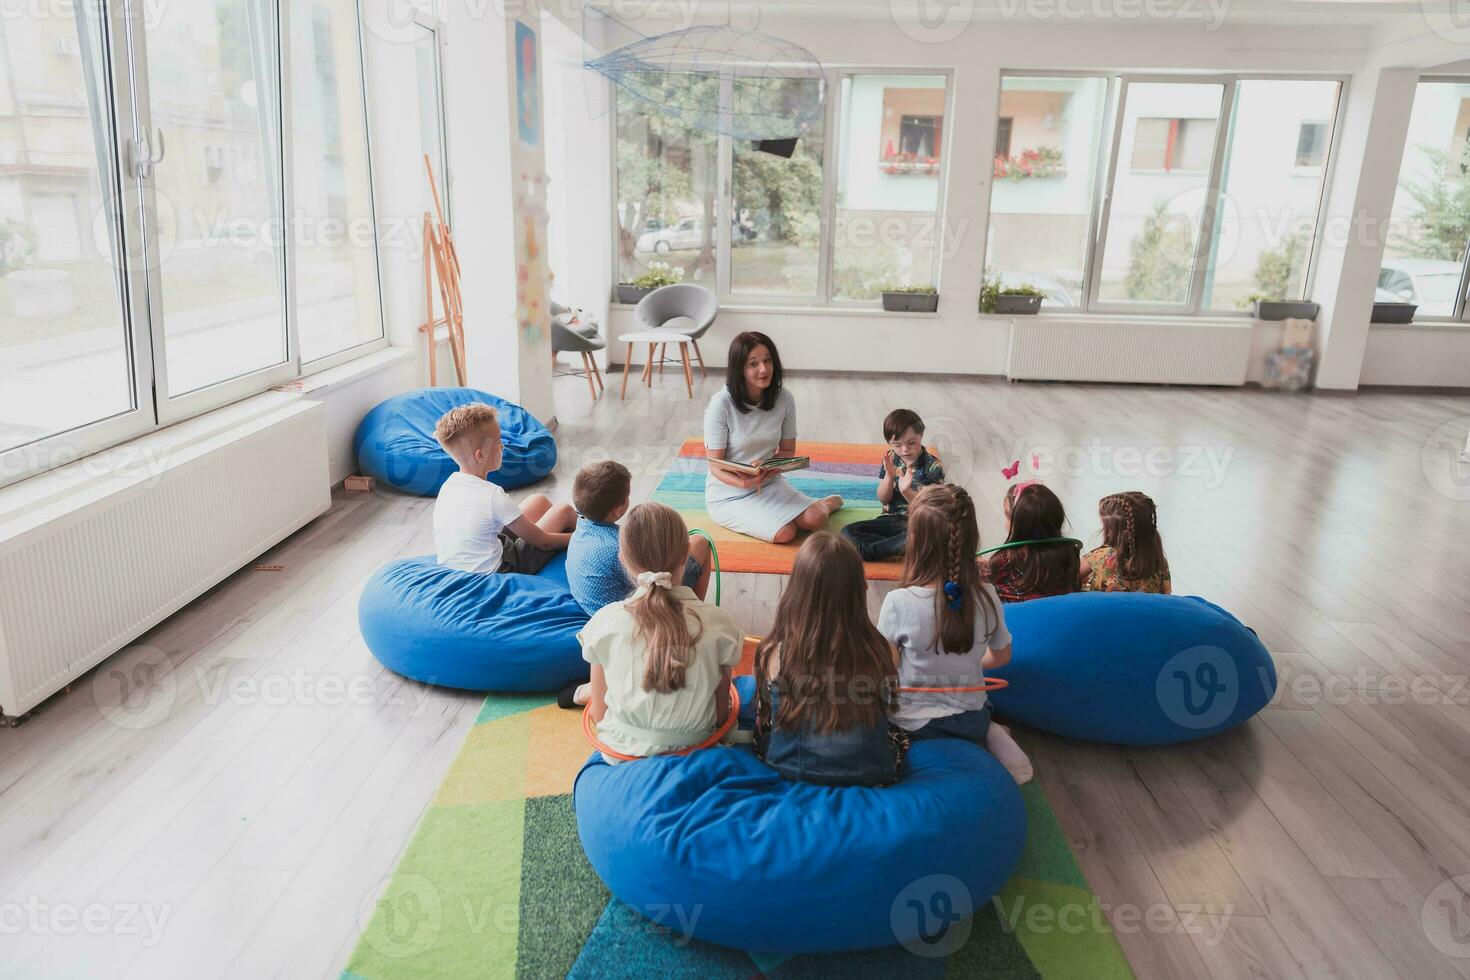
[574,675,1027,955]
[989,592,1276,745]
[359,551,588,692]
[353,387,557,496]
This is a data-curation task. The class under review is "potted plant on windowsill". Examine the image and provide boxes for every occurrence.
[615,261,684,305]
[980,272,1044,315]
[1244,293,1319,321]
[880,284,939,313]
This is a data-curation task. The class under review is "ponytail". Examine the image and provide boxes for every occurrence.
[620,504,703,693]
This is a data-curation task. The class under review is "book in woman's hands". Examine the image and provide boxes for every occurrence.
[707,455,810,477]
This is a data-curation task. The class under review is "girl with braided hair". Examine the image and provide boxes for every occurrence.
[878,485,1014,746]
[1080,491,1171,594]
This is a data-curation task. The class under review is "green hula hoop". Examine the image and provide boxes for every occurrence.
[687,528,721,606]
[976,536,1083,557]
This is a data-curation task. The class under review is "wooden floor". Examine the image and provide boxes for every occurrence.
[2,367,1469,978]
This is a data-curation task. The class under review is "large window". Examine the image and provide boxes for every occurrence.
[291,0,384,364]
[730,76,825,297]
[0,1,383,487]
[986,76,1109,308]
[1204,79,1340,310]
[612,70,951,305]
[987,73,1342,314]
[0,2,142,469]
[1378,79,1470,320]
[615,85,719,289]
[832,73,948,300]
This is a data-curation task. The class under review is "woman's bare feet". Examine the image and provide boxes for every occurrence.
[821,495,844,514]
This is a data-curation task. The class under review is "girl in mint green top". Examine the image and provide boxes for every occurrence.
[580,503,742,762]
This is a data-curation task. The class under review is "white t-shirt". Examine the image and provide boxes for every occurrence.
[433,472,524,573]
[579,587,744,757]
[879,583,1011,731]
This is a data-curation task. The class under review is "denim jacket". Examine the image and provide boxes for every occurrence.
[754,682,899,788]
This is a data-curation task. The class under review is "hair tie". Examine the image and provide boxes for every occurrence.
[942,580,964,611]
[1012,479,1038,497]
[635,570,673,591]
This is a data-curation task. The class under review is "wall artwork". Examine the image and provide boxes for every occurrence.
[515,20,540,148]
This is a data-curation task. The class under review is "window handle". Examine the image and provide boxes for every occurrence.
[130,128,166,179]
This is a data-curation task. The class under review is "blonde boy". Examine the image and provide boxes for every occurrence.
[432,403,576,574]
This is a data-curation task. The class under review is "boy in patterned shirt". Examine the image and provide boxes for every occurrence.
[841,409,946,562]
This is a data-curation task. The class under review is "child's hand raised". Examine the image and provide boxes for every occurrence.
[898,465,916,495]
[882,451,899,480]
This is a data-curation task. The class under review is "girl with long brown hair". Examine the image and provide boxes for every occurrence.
[878,484,1013,745]
[1080,491,1171,594]
[579,503,744,763]
[754,533,904,787]
[985,482,1082,603]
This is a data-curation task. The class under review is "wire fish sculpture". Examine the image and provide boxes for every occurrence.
[584,25,824,141]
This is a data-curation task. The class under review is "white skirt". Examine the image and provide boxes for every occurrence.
[706,475,815,542]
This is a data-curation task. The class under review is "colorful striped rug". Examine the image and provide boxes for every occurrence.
[651,439,911,581]
[344,650,1133,979]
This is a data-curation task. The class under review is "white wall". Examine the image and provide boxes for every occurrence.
[568,11,1468,388]
[542,15,613,377]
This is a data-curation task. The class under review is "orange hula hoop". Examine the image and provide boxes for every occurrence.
[896,679,1008,693]
[582,683,743,762]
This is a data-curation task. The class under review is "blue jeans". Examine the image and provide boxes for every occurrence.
[908,704,993,746]
[755,684,901,787]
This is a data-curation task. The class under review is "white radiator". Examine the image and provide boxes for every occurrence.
[1006,317,1251,386]
[0,400,331,718]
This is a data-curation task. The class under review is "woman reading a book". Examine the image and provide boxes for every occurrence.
[703,331,844,544]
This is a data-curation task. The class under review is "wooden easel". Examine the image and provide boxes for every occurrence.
[420,156,466,385]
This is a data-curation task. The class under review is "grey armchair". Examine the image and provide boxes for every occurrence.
[632,283,719,378]
[551,300,600,338]
[551,316,606,400]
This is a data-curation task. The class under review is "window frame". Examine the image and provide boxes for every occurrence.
[1088,74,1236,316]
[608,65,954,309]
[1385,75,1470,324]
[0,0,388,490]
[991,70,1348,318]
[293,0,390,376]
[827,68,953,309]
[988,70,1117,312]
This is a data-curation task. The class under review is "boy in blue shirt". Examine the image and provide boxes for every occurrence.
[566,460,712,616]
[561,460,712,707]
[841,408,946,562]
